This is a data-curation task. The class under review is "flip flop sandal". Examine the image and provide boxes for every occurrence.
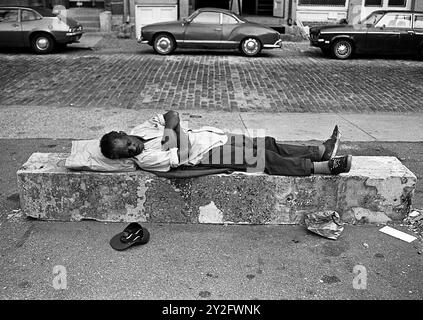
[110,222,150,251]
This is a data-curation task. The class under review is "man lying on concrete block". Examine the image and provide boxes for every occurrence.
[99,110,352,176]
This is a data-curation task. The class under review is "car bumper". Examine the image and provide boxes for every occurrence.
[263,39,282,49]
[55,31,84,44]
[137,36,149,44]
[310,38,330,48]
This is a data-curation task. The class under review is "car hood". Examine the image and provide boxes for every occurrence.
[310,24,364,33]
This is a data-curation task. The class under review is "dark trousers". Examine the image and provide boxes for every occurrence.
[199,134,321,176]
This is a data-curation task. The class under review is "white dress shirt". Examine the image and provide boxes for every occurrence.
[130,114,228,172]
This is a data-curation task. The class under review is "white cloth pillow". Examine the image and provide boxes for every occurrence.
[65,139,137,172]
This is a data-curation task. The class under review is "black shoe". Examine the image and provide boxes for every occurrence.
[322,125,341,161]
[328,155,352,175]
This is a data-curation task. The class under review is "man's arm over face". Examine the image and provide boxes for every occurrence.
[162,110,180,149]
[163,110,180,130]
[162,110,190,164]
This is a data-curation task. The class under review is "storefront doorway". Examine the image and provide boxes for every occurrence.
[68,0,105,8]
[242,0,273,15]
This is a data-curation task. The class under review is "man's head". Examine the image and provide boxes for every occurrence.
[100,131,144,159]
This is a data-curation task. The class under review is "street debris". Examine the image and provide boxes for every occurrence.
[409,210,420,218]
[362,243,369,249]
[304,211,344,240]
[7,209,23,222]
[404,208,423,239]
[379,226,417,243]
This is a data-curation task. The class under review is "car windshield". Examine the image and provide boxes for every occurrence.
[361,12,384,26]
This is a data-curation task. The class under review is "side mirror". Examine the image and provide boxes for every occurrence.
[182,18,190,25]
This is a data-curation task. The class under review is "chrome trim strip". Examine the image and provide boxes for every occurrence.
[367,32,401,34]
[176,40,238,44]
[321,31,403,35]
[320,31,365,34]
[66,31,83,36]
[263,39,282,48]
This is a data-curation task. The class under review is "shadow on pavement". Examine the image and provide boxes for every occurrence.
[0,46,94,56]
[304,47,422,61]
[143,48,276,58]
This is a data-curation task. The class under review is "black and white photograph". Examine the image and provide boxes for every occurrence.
[0,0,422,310]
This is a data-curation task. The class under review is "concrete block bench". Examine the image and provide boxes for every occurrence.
[17,153,417,224]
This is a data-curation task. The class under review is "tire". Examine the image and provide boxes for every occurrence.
[419,46,423,60]
[240,37,262,57]
[153,33,175,55]
[331,39,353,60]
[31,33,55,54]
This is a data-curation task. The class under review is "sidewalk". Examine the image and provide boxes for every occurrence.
[1,106,422,141]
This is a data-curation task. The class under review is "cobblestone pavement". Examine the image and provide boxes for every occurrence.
[0,38,422,112]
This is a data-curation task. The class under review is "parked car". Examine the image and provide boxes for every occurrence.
[309,10,423,59]
[0,6,83,54]
[137,7,282,57]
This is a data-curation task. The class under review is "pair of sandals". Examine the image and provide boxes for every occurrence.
[110,222,150,251]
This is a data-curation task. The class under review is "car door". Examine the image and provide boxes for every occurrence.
[220,13,240,49]
[393,13,415,54]
[366,12,402,54]
[0,8,23,47]
[20,8,43,46]
[401,14,423,55]
[183,11,222,49]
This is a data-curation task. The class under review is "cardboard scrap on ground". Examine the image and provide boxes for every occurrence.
[379,226,417,243]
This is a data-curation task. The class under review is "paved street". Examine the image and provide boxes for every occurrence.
[0,35,422,302]
[0,39,422,112]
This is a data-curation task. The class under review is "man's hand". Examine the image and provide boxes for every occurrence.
[163,110,180,130]
[162,128,178,150]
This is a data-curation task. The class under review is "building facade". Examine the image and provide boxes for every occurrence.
[8,0,422,34]
[296,0,422,26]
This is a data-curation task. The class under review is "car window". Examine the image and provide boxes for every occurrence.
[21,9,41,21]
[375,13,411,28]
[361,12,384,25]
[0,9,18,23]
[192,12,220,24]
[222,13,237,24]
[415,15,423,29]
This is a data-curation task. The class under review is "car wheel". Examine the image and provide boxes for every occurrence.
[331,39,353,60]
[31,33,55,54]
[419,46,423,60]
[153,33,175,55]
[240,37,262,57]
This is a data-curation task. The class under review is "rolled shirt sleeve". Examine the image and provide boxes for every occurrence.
[169,147,179,168]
